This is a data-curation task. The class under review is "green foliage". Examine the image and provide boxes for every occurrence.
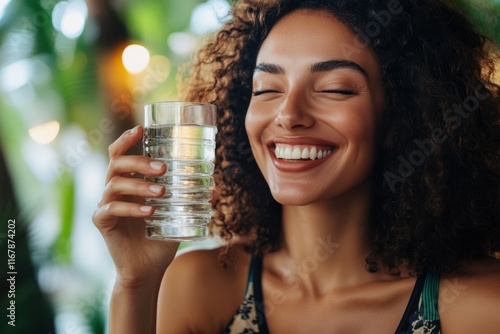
[453,0,500,45]
[51,172,75,264]
[0,168,55,333]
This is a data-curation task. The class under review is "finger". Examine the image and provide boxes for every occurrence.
[108,125,142,159]
[105,155,166,184]
[99,176,165,206]
[93,201,154,228]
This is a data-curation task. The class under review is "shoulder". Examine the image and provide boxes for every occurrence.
[157,244,251,333]
[163,245,251,294]
[439,256,500,334]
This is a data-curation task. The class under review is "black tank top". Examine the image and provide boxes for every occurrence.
[224,256,441,333]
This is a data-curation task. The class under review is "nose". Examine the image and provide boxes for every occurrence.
[275,91,315,131]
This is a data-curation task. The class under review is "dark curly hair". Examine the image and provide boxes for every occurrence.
[180,0,500,276]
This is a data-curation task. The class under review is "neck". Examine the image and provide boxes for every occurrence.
[274,182,377,294]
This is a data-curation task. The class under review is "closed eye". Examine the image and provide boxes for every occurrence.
[320,89,357,95]
[251,89,282,96]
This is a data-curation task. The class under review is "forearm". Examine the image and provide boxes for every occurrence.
[109,277,163,334]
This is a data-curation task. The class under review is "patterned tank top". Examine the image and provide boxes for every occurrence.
[224,256,441,334]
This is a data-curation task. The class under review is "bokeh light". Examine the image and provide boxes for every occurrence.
[52,0,88,39]
[190,0,231,35]
[28,121,60,145]
[122,44,150,74]
[0,0,12,22]
[0,59,31,92]
[168,32,198,56]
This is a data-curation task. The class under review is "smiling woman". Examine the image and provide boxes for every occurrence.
[246,10,383,206]
[92,0,500,333]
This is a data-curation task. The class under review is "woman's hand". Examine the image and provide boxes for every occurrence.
[92,125,179,288]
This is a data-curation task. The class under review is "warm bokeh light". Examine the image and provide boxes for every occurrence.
[122,44,150,74]
[28,121,60,145]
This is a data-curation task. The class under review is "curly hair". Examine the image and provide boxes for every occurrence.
[180,0,500,276]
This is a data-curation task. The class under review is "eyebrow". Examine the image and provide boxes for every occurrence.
[311,60,368,78]
[254,59,368,78]
[254,63,285,74]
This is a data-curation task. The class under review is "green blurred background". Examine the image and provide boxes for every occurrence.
[0,0,498,333]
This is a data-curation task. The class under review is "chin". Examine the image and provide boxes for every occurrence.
[269,184,319,206]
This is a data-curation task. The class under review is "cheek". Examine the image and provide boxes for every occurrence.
[330,102,379,141]
[245,105,271,145]
[349,116,378,145]
[324,106,379,169]
[244,109,263,163]
[244,108,256,139]
[244,112,256,154]
[245,106,276,178]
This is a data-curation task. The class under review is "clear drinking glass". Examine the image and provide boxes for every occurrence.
[143,101,217,241]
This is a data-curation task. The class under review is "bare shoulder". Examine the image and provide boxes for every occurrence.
[157,244,251,333]
[439,256,500,334]
[164,245,251,292]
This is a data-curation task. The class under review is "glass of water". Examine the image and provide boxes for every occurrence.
[143,101,217,241]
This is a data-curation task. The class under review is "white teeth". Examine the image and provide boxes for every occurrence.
[310,147,317,160]
[274,144,334,160]
[301,147,309,159]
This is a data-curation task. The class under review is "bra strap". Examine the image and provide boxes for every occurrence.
[422,270,440,321]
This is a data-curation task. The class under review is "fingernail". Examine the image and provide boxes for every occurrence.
[130,125,139,134]
[149,161,164,171]
[149,184,164,193]
[140,205,152,213]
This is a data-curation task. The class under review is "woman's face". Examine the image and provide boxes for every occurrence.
[245,9,385,206]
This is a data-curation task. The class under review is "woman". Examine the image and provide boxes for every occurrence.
[93,0,500,333]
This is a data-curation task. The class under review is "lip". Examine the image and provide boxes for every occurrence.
[267,136,338,147]
[267,136,338,172]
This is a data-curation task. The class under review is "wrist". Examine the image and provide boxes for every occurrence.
[110,274,163,334]
[114,272,164,292]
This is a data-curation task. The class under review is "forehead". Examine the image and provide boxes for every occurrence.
[257,9,380,75]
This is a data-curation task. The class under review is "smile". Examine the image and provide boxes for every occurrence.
[274,144,335,160]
